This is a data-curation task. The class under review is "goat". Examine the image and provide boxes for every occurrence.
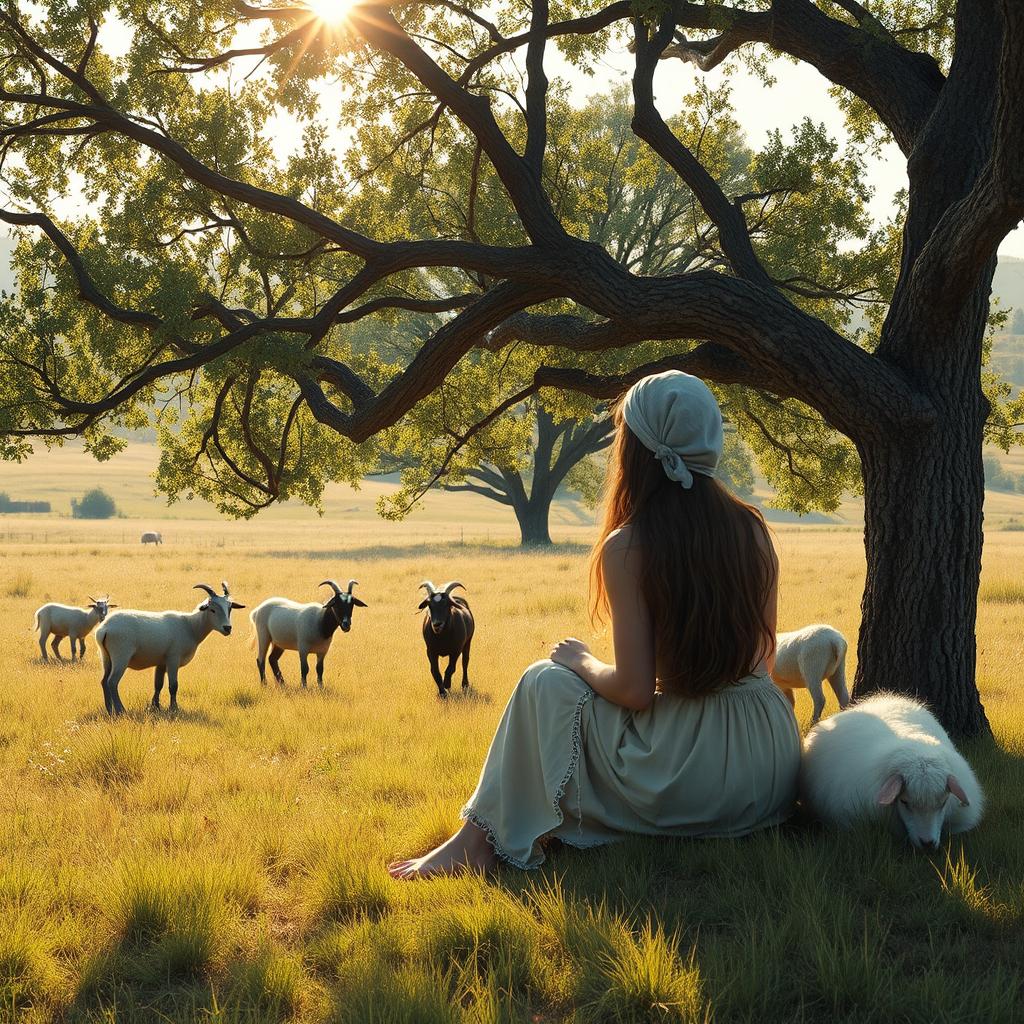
[800,693,983,849]
[95,581,244,715]
[140,531,162,546]
[419,580,474,698]
[249,579,366,688]
[770,624,850,724]
[34,596,115,662]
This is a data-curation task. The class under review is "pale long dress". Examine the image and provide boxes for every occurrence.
[461,659,801,869]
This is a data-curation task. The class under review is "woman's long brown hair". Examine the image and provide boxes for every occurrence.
[590,404,776,697]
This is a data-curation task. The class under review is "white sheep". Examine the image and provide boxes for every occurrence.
[800,693,983,850]
[95,581,244,715]
[770,623,850,724]
[249,579,366,688]
[34,596,115,662]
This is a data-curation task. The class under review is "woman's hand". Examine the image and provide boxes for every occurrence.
[550,637,592,675]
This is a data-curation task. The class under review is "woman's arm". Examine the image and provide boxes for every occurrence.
[759,528,780,676]
[550,530,657,711]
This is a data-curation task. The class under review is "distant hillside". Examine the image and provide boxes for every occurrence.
[994,256,1024,315]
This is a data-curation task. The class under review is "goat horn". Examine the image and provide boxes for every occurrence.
[221,580,230,597]
[320,580,343,598]
[419,581,437,596]
[87,595,97,604]
[443,581,466,596]
[347,579,358,594]
[193,583,217,598]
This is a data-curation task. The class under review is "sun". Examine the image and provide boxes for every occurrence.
[305,0,353,26]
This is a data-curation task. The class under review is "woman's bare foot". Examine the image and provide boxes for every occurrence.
[388,820,498,880]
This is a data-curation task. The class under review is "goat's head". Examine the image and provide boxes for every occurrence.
[193,580,245,636]
[320,579,367,633]
[418,580,467,634]
[87,594,116,621]
[877,766,971,851]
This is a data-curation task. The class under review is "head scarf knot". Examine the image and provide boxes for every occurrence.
[622,371,723,488]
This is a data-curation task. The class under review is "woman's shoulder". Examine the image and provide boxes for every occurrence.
[600,525,643,577]
[601,524,637,555]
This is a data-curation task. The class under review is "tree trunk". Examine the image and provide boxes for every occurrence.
[514,496,553,546]
[854,356,991,741]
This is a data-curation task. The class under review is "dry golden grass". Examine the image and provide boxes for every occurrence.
[1,517,1022,1022]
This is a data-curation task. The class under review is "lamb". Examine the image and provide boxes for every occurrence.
[800,693,983,850]
[770,623,850,724]
[249,579,367,688]
[140,531,162,546]
[95,581,244,716]
[419,580,474,698]
[34,596,115,662]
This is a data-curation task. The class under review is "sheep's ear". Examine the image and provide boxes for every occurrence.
[108,603,118,608]
[230,601,246,610]
[198,601,210,610]
[417,599,429,610]
[946,775,970,806]
[352,597,367,608]
[877,773,904,806]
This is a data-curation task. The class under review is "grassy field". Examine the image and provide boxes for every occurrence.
[1,511,1024,1023]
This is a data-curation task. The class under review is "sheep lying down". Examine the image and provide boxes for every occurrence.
[800,693,983,849]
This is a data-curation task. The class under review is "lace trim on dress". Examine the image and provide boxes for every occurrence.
[459,687,595,870]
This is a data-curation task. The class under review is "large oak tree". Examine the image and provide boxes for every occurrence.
[2,1,1023,736]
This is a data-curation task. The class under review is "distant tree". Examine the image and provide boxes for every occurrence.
[983,455,1023,493]
[1012,308,1024,336]
[71,488,117,519]
[444,400,614,545]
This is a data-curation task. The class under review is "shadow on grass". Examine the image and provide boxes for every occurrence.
[262,541,592,562]
[77,705,221,727]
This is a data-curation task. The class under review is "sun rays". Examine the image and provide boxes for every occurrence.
[305,0,354,26]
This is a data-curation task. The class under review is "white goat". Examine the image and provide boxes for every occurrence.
[249,579,366,688]
[34,596,115,662]
[800,693,983,850]
[95,581,244,715]
[140,531,162,545]
[770,623,850,724]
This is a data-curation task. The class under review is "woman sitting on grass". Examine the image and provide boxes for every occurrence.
[389,371,800,879]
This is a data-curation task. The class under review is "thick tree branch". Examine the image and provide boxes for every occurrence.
[632,15,772,287]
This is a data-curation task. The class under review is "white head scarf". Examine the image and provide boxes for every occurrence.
[621,370,723,488]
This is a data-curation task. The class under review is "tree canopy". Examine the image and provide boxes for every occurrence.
[1,1,1017,518]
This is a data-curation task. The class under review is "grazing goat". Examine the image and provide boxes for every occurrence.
[249,579,367,688]
[800,693,983,850]
[34,596,115,662]
[419,580,474,698]
[140,531,162,545]
[770,624,850,724]
[95,581,244,715]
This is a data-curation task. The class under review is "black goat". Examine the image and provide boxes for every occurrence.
[418,580,474,697]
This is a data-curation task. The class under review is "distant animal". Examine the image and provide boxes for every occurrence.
[140,531,162,546]
[800,693,983,850]
[249,579,367,688]
[34,596,115,662]
[418,580,474,698]
[95,581,244,715]
[770,624,850,724]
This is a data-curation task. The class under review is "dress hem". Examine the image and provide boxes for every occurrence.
[460,685,595,870]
